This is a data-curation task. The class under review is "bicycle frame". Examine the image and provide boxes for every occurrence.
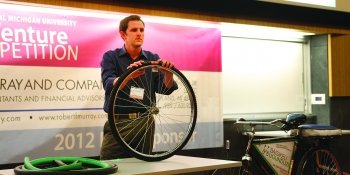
[247,136,299,175]
[237,115,342,175]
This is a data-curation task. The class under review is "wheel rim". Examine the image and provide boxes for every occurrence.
[109,62,197,161]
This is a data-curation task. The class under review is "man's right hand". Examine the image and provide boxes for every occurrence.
[127,60,145,79]
[127,60,144,69]
[118,60,145,89]
[113,60,145,86]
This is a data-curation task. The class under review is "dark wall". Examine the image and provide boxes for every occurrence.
[330,97,350,172]
[310,35,330,124]
[308,35,350,173]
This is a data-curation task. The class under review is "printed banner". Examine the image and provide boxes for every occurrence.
[254,140,296,175]
[0,2,222,164]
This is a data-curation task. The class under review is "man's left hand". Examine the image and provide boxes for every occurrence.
[159,59,174,88]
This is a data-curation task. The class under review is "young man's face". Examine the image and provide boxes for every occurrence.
[121,20,144,49]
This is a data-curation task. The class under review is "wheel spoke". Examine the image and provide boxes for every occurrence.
[299,149,342,175]
[108,62,197,161]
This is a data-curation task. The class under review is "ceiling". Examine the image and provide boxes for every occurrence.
[84,0,350,29]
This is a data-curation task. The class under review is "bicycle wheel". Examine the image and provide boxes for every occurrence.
[108,61,197,161]
[296,148,342,175]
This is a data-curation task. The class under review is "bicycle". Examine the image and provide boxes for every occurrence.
[108,61,197,162]
[235,113,343,175]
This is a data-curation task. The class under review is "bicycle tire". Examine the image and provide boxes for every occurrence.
[14,156,118,175]
[108,61,197,161]
[296,148,342,175]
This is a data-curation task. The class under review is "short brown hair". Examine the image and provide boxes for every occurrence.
[119,15,145,32]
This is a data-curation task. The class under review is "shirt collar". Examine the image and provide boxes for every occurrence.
[119,45,149,60]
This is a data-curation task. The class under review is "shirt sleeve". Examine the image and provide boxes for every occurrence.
[101,51,117,96]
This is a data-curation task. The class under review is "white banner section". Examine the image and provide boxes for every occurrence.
[0,66,222,164]
[0,65,106,130]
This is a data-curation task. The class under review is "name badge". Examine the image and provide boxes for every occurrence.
[130,86,144,100]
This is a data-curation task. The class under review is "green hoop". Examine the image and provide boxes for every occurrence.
[14,156,118,175]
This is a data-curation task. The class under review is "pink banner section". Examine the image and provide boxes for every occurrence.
[145,23,221,72]
[0,8,221,72]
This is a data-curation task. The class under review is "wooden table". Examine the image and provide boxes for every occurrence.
[0,155,241,175]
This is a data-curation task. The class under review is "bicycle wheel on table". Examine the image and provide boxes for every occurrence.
[296,148,342,175]
[108,61,197,162]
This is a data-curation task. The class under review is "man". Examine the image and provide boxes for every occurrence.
[100,15,177,160]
